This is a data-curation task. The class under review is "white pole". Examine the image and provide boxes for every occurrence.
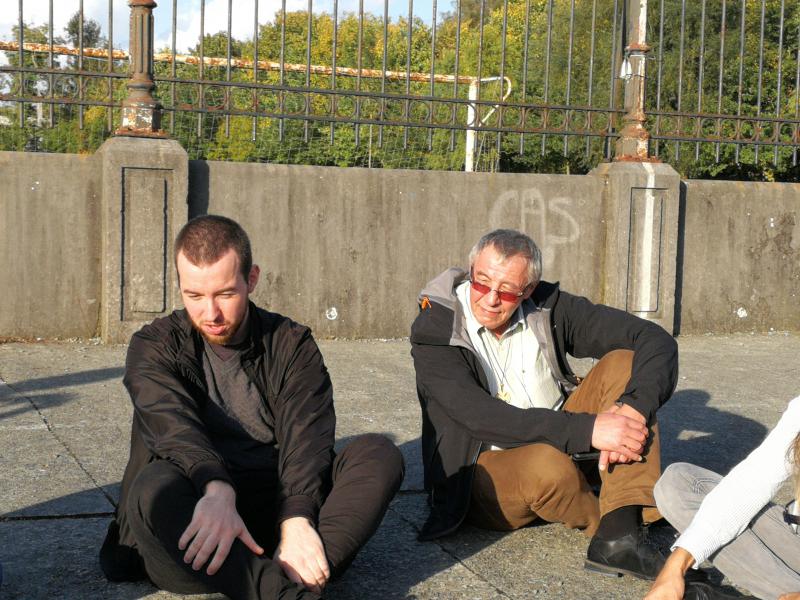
[465,80,479,172]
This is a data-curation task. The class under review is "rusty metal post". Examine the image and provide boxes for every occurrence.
[614,0,654,161]
[117,0,164,136]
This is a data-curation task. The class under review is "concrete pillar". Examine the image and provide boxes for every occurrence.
[96,136,188,343]
[590,161,681,334]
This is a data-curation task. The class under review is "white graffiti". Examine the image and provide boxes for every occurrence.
[489,188,581,270]
[325,307,339,320]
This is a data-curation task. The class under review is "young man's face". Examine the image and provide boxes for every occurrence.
[177,248,260,345]
[469,244,534,337]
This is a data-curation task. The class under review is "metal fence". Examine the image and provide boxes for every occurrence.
[0,0,798,174]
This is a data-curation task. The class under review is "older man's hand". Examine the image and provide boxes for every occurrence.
[591,406,648,470]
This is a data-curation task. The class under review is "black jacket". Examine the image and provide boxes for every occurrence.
[106,303,335,574]
[410,268,678,541]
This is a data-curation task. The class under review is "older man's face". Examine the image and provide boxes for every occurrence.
[469,244,533,337]
[177,248,259,345]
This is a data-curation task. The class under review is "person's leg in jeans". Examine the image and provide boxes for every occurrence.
[318,433,405,577]
[656,462,800,599]
[126,459,318,600]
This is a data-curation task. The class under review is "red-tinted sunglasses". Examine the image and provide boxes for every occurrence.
[469,275,527,303]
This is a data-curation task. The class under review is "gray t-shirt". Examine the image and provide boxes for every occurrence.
[201,339,277,476]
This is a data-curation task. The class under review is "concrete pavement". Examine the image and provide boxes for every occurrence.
[1,333,798,599]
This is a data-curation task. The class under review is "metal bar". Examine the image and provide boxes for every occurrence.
[49,0,54,127]
[171,0,177,134]
[654,0,665,157]
[18,0,23,128]
[449,0,462,152]
[278,0,286,141]
[225,0,232,137]
[735,0,746,164]
[198,0,205,139]
[606,0,619,160]
[694,0,706,161]
[772,0,785,166]
[428,0,438,151]
[498,0,509,158]
[0,42,477,84]
[404,0,414,149]
[252,0,259,142]
[305,0,313,143]
[675,0,686,160]
[755,0,765,163]
[355,0,363,146]
[79,0,84,130]
[584,0,597,158]
[564,0,575,156]
[520,0,531,155]
[109,0,115,132]
[542,0,553,155]
[331,0,340,145]
[794,22,800,166]
[715,0,726,162]
[378,0,387,147]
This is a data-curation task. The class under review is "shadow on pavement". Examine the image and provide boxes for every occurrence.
[659,389,768,474]
[0,366,125,422]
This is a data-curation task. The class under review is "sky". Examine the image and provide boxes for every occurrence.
[0,0,440,60]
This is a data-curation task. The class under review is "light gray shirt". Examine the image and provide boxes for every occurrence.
[456,280,563,413]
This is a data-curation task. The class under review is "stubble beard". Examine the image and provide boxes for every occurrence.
[189,315,243,346]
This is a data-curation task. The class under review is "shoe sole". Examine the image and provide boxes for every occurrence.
[583,559,656,581]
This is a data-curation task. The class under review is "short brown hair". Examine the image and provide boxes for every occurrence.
[174,215,252,279]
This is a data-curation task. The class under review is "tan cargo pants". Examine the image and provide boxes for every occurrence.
[467,350,662,537]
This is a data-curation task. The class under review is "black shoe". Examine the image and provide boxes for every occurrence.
[584,527,666,580]
[684,581,759,600]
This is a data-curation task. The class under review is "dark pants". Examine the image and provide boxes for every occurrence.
[124,434,403,600]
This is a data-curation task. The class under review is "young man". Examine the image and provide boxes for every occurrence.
[410,229,678,580]
[100,215,403,599]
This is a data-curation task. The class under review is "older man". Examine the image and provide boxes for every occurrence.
[100,215,403,599]
[410,228,678,580]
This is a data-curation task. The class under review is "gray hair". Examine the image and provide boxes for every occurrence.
[468,229,542,287]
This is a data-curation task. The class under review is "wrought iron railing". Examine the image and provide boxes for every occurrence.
[0,0,798,175]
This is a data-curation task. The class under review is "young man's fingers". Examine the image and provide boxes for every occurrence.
[237,527,264,556]
[178,521,200,551]
[206,536,233,575]
[183,530,207,563]
[191,535,218,570]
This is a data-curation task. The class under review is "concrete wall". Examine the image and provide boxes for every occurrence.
[0,152,101,339]
[678,180,800,334]
[1,147,798,339]
[190,161,605,338]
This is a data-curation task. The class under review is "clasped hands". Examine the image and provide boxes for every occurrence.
[178,480,329,594]
[591,402,648,471]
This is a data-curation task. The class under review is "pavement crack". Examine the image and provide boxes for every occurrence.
[2,376,119,511]
[388,502,516,600]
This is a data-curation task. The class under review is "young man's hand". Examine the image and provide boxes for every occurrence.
[273,516,330,594]
[778,593,800,599]
[178,480,264,575]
